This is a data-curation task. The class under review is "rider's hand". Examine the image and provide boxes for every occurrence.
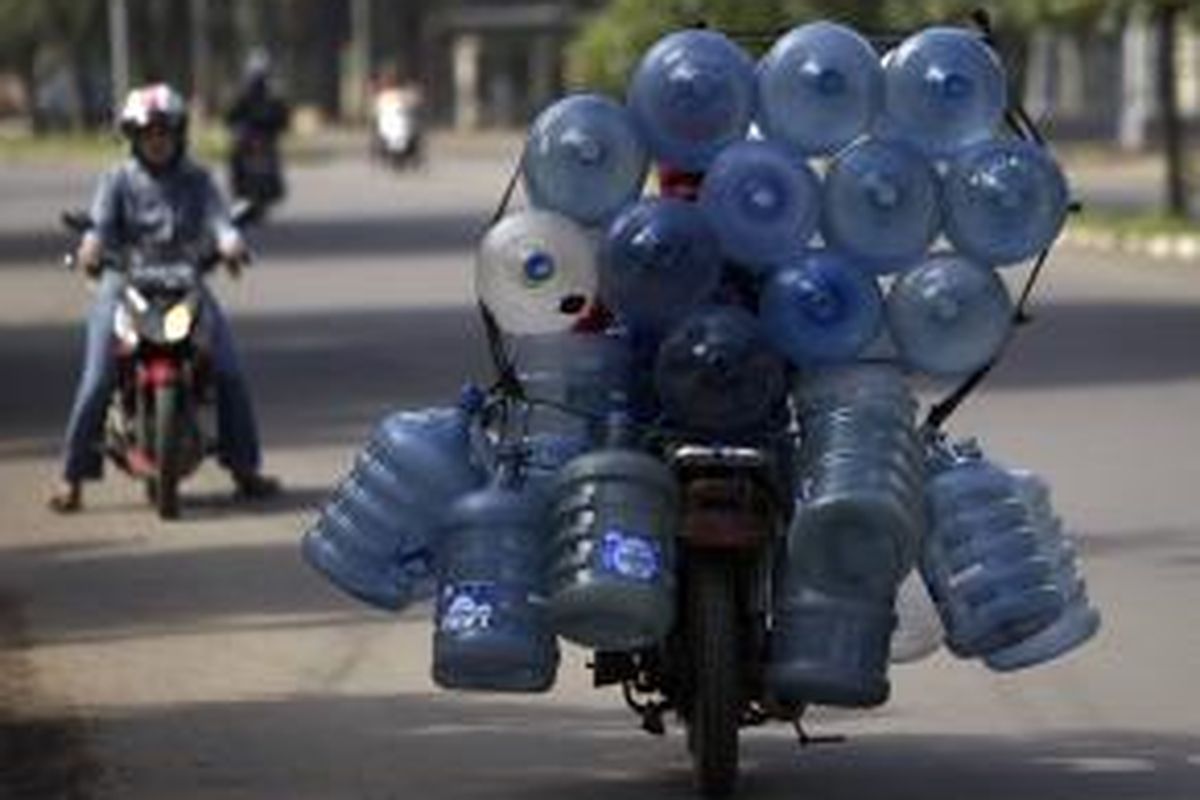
[218,232,249,278]
[75,235,103,278]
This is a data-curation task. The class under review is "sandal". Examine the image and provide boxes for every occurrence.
[47,483,83,514]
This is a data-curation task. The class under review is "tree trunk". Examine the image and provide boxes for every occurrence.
[1157,0,1190,218]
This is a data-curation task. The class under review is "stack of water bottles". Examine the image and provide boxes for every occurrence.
[301,19,1100,703]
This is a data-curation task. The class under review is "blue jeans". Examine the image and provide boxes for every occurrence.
[60,271,262,482]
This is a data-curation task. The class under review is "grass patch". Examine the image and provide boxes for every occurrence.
[0,127,334,166]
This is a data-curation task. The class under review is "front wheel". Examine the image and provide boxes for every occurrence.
[153,383,181,520]
[686,555,742,798]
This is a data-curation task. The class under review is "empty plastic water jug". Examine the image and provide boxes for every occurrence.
[885,254,1012,376]
[546,434,679,650]
[790,363,924,601]
[628,29,756,171]
[984,468,1101,671]
[944,138,1071,266]
[433,480,559,692]
[303,403,484,610]
[767,583,896,708]
[883,27,1007,157]
[756,21,884,156]
[477,210,598,335]
[600,198,723,333]
[822,137,941,273]
[523,93,650,227]
[921,439,1066,658]
[889,568,944,663]
[698,139,821,271]
[759,249,883,367]
[511,330,634,484]
[654,305,788,434]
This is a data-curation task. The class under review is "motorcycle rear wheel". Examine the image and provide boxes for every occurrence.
[686,555,742,798]
[153,383,181,520]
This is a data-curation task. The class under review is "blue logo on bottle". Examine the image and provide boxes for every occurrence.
[440,582,496,633]
[598,528,662,581]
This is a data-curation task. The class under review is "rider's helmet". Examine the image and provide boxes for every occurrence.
[243,48,273,86]
[118,83,189,166]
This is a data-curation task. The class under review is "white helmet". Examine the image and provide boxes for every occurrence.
[118,83,188,139]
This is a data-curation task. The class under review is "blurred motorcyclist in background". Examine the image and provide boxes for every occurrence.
[49,83,280,513]
[225,50,291,210]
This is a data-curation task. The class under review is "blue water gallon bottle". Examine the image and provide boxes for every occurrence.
[432,476,559,692]
[627,29,756,171]
[944,138,1071,267]
[698,139,821,272]
[756,21,884,156]
[983,468,1101,671]
[302,402,484,611]
[477,210,599,335]
[883,27,1007,157]
[653,305,788,435]
[767,583,896,708]
[546,417,679,650]
[885,254,1012,376]
[759,249,883,367]
[511,330,633,485]
[822,137,941,273]
[523,93,650,227]
[920,438,1066,658]
[790,363,925,602]
[600,198,723,334]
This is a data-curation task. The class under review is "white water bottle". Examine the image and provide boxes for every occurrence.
[885,254,1012,376]
[477,210,599,335]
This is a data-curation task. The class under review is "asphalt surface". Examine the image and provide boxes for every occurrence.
[1,148,1199,799]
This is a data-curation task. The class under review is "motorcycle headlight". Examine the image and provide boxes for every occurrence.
[163,303,193,343]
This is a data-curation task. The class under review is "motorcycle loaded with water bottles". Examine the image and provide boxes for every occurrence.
[303,11,1100,798]
[61,204,256,519]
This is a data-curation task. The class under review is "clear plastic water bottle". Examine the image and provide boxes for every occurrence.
[889,568,944,663]
[432,476,560,692]
[883,27,1007,157]
[756,21,884,156]
[983,468,1101,671]
[921,438,1066,659]
[303,401,484,611]
[759,249,883,367]
[477,210,598,335]
[790,363,925,602]
[653,305,788,435]
[546,416,679,650]
[697,139,821,272]
[822,137,941,273]
[943,138,1071,266]
[885,254,1012,376]
[627,29,756,171]
[511,330,633,486]
[600,198,723,333]
[767,583,896,708]
[523,93,650,227]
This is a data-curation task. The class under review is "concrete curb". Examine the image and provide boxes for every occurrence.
[1060,227,1200,261]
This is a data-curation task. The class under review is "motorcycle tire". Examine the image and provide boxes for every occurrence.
[686,555,742,798]
[153,383,182,520]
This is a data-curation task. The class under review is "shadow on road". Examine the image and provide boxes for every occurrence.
[0,210,486,269]
[56,691,1200,800]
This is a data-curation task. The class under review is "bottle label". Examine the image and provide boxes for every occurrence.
[439,582,497,633]
[596,528,662,582]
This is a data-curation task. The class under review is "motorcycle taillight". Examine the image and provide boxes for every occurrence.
[679,477,774,549]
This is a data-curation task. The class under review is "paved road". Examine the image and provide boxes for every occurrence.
[1,150,1199,799]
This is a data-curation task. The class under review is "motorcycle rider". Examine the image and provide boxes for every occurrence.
[225,50,290,205]
[48,83,280,513]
